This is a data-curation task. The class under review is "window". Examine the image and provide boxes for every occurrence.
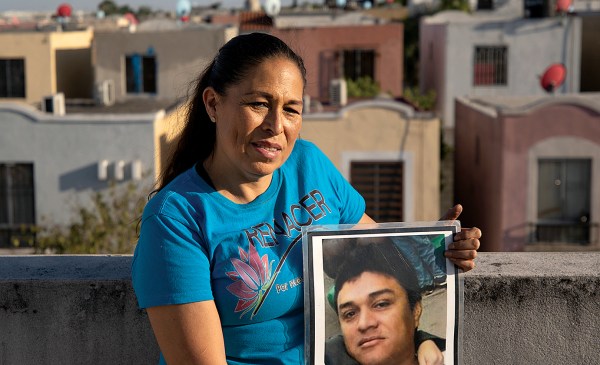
[535,159,591,244]
[477,0,494,10]
[473,46,507,86]
[0,59,25,98]
[350,161,403,222]
[342,49,375,81]
[125,54,156,93]
[0,164,35,248]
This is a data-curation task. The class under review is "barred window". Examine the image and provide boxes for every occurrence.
[473,46,507,86]
[0,59,26,98]
[0,163,35,247]
[343,49,375,81]
[350,161,403,222]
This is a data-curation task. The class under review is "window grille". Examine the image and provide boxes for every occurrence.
[473,46,507,86]
[0,59,26,98]
[342,49,375,81]
[0,163,35,248]
[350,161,403,222]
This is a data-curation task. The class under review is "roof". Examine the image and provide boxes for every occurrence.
[64,98,179,115]
[458,93,600,117]
[274,10,382,28]
[423,9,522,24]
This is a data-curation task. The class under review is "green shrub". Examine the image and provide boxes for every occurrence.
[34,180,149,254]
[346,76,380,98]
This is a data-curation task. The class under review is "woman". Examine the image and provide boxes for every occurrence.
[132,32,480,365]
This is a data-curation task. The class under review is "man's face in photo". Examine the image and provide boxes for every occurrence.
[337,271,422,365]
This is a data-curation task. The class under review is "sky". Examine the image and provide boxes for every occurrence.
[0,0,249,13]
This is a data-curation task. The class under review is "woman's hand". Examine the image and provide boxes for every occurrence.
[441,204,481,271]
[417,339,444,365]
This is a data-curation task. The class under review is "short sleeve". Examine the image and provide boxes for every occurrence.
[132,213,213,308]
[305,141,365,224]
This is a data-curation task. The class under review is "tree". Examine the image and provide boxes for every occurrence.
[98,0,119,15]
[34,180,150,254]
[137,6,153,18]
[439,0,471,11]
[118,5,134,14]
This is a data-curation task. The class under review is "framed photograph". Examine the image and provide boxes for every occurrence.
[302,221,461,365]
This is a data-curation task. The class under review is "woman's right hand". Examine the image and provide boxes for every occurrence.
[147,300,228,365]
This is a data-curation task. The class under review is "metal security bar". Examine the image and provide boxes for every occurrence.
[473,46,508,86]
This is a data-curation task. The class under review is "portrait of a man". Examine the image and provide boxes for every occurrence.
[325,242,443,365]
[303,224,459,365]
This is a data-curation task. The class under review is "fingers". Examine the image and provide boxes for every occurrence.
[447,257,476,271]
[446,226,482,272]
[439,204,463,221]
[445,247,478,260]
[452,227,482,245]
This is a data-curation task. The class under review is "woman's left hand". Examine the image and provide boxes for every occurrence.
[440,204,481,272]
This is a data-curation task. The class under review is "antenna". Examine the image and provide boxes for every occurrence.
[540,63,566,93]
[264,0,281,17]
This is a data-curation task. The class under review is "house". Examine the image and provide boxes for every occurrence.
[301,98,441,222]
[420,10,582,144]
[93,25,237,104]
[273,23,404,105]
[454,93,600,251]
[0,26,94,105]
[0,101,170,248]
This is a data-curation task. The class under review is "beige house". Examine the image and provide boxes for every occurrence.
[0,27,94,105]
[302,99,440,222]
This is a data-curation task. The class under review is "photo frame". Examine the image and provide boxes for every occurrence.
[302,221,462,365]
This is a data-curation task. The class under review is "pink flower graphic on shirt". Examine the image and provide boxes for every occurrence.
[226,243,274,319]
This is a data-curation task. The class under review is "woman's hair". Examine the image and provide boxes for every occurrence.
[333,241,422,313]
[156,32,307,192]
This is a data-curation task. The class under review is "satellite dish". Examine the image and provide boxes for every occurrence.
[264,0,281,17]
[57,3,72,17]
[123,12,139,25]
[555,0,572,13]
[540,63,566,93]
[176,0,192,19]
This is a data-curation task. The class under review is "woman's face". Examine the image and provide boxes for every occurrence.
[204,57,304,184]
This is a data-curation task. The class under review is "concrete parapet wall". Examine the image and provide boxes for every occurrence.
[1,253,599,365]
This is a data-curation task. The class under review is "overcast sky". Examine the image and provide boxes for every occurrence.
[0,0,250,13]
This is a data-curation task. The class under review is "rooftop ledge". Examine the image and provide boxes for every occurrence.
[1,252,599,364]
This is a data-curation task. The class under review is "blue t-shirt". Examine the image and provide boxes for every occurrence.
[132,139,365,364]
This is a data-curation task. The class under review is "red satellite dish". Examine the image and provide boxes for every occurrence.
[123,12,139,25]
[555,0,572,13]
[57,3,72,17]
[540,63,566,93]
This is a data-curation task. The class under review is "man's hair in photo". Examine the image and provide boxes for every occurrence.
[333,240,422,313]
